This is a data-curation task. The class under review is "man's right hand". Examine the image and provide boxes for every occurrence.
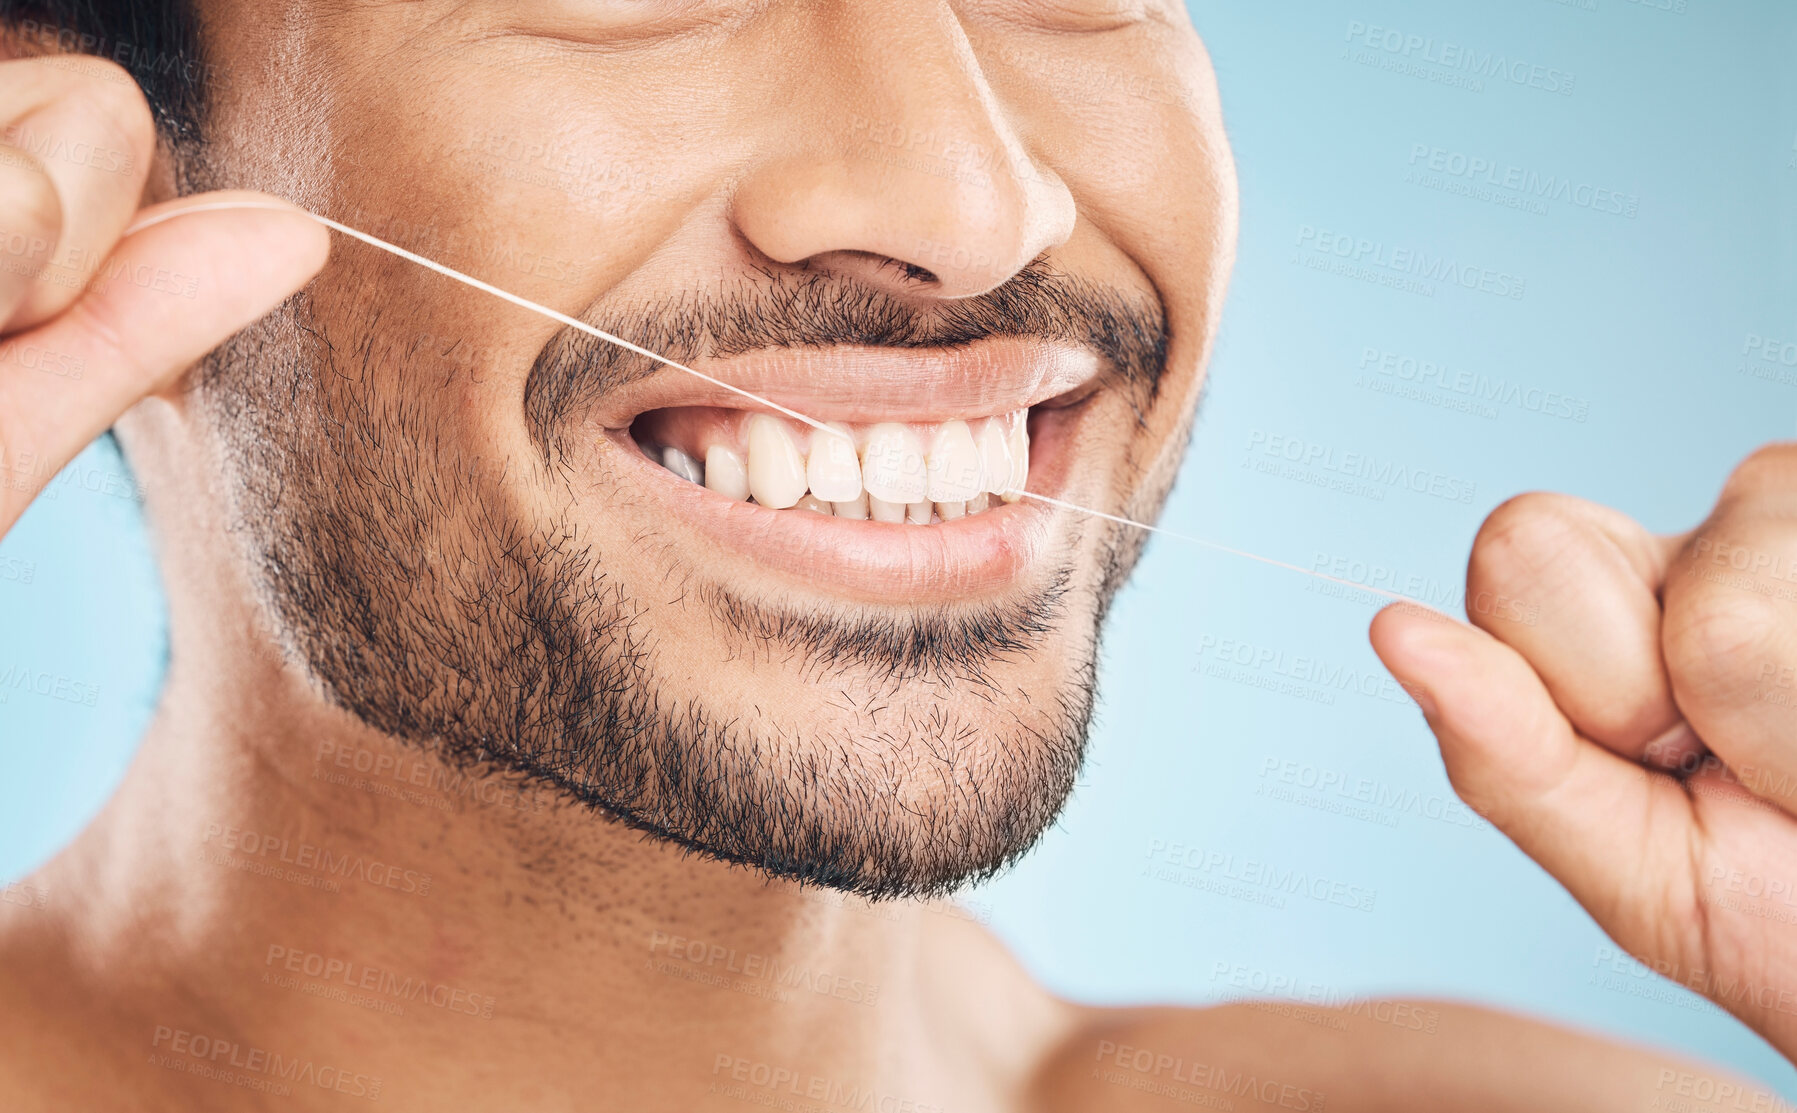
[0,54,327,538]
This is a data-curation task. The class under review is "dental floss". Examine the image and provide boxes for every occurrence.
[122,199,1434,611]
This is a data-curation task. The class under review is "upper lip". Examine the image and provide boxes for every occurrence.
[589,336,1105,430]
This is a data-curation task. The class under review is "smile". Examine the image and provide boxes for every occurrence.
[588,338,1107,601]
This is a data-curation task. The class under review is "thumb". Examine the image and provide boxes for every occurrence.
[1369,603,1700,947]
[0,190,328,530]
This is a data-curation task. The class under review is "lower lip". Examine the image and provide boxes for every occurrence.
[598,402,1088,604]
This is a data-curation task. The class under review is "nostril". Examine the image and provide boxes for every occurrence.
[887,259,940,285]
[806,249,940,290]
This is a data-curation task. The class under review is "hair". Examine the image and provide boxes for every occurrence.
[0,0,205,143]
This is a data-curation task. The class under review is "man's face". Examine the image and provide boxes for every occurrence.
[176,0,1235,897]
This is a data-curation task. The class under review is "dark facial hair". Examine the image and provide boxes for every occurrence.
[196,255,1170,900]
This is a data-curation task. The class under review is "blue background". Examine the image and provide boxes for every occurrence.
[4,0,1797,1097]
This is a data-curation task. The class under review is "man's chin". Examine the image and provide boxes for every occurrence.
[554,670,1099,902]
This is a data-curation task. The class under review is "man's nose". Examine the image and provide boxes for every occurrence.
[729,7,1076,300]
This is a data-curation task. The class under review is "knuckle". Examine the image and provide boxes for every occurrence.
[1468,491,1592,603]
[0,147,62,228]
[55,77,156,168]
[0,152,64,275]
[1663,586,1784,702]
[8,56,155,157]
[1719,442,1797,504]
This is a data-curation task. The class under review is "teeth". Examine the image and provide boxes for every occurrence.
[975,419,1012,496]
[661,445,704,486]
[746,414,808,510]
[861,423,927,504]
[807,423,863,503]
[1001,414,1029,503]
[833,493,870,520]
[926,420,982,503]
[704,444,749,501]
[658,409,1029,523]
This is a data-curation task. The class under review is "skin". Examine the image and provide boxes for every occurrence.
[0,2,1789,1108]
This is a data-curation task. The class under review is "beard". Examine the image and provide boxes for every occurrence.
[193,257,1171,900]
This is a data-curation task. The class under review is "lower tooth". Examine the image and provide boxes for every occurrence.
[936,500,965,521]
[834,494,870,520]
[966,492,990,514]
[796,494,833,515]
[906,501,932,525]
[870,496,906,524]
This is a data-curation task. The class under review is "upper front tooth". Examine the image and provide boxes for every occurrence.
[926,420,981,503]
[704,444,749,501]
[807,423,863,502]
[975,419,1012,495]
[746,414,808,509]
[861,423,927,503]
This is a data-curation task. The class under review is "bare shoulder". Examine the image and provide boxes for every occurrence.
[1024,996,1771,1113]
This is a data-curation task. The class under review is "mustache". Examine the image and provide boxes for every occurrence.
[522,257,1169,456]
